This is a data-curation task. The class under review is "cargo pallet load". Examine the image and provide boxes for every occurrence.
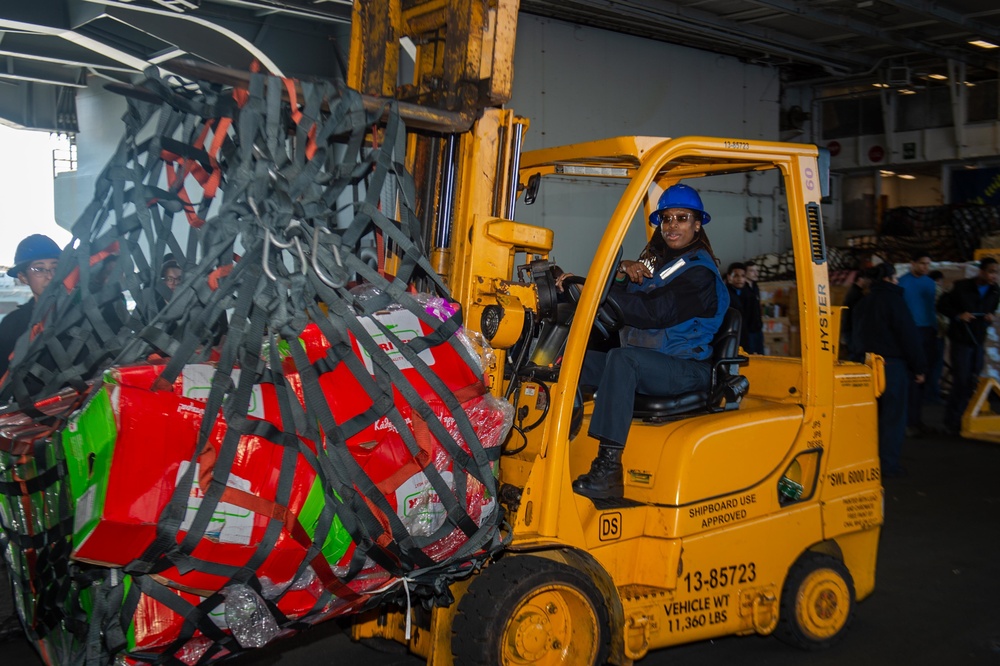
[0,71,510,665]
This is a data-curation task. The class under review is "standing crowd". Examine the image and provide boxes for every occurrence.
[845,253,1000,477]
[0,234,229,387]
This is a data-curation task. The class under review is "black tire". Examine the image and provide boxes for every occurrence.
[775,552,856,650]
[452,555,611,666]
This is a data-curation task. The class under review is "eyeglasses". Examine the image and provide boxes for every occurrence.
[659,213,696,225]
[27,266,57,276]
[161,276,182,285]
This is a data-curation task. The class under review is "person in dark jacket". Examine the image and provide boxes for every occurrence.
[726,261,764,353]
[155,255,228,346]
[926,269,948,403]
[0,234,60,379]
[842,265,877,361]
[937,257,1000,435]
[556,183,729,499]
[852,262,926,477]
[743,260,765,354]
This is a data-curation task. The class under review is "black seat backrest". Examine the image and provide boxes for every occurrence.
[631,307,749,421]
[713,307,744,379]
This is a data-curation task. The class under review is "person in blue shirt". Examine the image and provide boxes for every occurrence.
[937,257,1000,436]
[556,183,729,500]
[896,252,937,435]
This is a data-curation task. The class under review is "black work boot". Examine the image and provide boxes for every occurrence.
[572,445,624,500]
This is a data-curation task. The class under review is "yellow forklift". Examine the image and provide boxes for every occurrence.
[346,2,885,664]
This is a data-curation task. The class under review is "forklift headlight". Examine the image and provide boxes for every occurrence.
[481,298,526,349]
[481,305,502,341]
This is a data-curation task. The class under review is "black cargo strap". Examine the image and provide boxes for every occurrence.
[0,68,506,665]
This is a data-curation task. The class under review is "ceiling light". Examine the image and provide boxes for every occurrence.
[927,74,947,81]
[965,81,977,87]
[898,89,916,95]
[872,82,890,88]
[898,174,917,180]
[880,170,896,177]
[969,39,999,49]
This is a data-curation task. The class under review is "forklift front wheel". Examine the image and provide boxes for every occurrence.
[776,552,856,650]
[451,555,610,665]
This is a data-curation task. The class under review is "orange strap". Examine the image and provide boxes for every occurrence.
[157,115,232,228]
[217,484,360,600]
[61,241,121,292]
[207,264,233,291]
[282,77,318,161]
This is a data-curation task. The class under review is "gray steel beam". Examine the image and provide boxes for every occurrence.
[0,5,153,72]
[885,0,1000,42]
[523,0,875,73]
[743,0,998,71]
[0,57,86,87]
[97,1,351,79]
[0,0,74,31]
[210,0,351,24]
[0,37,136,72]
[0,80,77,131]
[86,1,284,74]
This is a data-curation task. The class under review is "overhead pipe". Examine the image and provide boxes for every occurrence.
[163,59,475,134]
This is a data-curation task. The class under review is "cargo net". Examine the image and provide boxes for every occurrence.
[849,204,1000,263]
[748,246,859,283]
[0,70,513,665]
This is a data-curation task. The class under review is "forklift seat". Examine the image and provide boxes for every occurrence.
[632,308,749,422]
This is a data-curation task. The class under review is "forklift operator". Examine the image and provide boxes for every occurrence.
[555,183,729,500]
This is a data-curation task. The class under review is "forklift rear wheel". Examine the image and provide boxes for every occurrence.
[776,552,856,650]
[452,555,610,665]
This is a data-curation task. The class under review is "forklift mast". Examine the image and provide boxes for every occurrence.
[342,5,884,665]
[347,0,548,392]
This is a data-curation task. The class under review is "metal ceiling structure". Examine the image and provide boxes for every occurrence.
[521,0,1000,87]
[1,0,1000,131]
[0,0,353,131]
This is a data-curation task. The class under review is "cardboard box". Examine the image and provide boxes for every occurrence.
[758,280,795,318]
[61,309,508,618]
[764,332,791,357]
[293,310,501,557]
[762,316,790,333]
[126,577,229,656]
[63,381,322,595]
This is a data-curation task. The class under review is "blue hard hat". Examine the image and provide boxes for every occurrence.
[8,234,61,278]
[648,183,711,226]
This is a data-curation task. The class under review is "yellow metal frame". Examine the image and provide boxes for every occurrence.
[961,376,1000,442]
[973,247,1000,261]
[515,136,838,539]
[354,135,884,665]
[342,7,884,662]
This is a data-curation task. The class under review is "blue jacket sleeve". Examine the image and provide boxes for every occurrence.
[610,265,719,330]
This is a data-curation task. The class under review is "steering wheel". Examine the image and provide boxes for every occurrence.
[561,275,626,340]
